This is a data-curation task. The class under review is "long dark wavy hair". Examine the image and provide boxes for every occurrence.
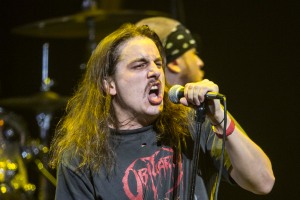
[49,24,192,172]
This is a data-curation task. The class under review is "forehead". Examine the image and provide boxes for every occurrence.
[118,36,161,59]
[182,48,197,57]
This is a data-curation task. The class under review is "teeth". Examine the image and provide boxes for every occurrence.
[151,85,158,90]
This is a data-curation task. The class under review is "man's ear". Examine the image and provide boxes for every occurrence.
[166,60,181,73]
[103,78,116,95]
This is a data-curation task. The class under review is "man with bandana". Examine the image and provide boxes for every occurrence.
[136,17,205,86]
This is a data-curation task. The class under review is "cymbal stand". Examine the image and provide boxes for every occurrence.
[41,43,54,92]
[80,0,98,70]
[36,43,56,200]
[38,43,54,146]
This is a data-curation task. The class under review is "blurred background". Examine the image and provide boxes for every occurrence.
[0,0,299,199]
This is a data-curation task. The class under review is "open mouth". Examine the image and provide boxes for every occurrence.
[149,85,159,96]
[148,83,163,105]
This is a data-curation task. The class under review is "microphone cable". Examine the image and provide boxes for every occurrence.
[213,96,227,200]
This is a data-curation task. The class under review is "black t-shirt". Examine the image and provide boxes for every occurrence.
[55,119,233,200]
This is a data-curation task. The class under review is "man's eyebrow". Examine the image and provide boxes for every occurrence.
[130,56,162,63]
[130,57,148,63]
[155,57,163,62]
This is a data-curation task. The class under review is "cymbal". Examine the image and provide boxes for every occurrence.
[12,9,169,39]
[0,91,69,113]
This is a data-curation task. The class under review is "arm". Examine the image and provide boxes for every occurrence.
[180,79,275,194]
[213,111,275,194]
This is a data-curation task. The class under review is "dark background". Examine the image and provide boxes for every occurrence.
[1,0,299,199]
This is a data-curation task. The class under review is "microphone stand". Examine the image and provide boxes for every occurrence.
[189,102,206,200]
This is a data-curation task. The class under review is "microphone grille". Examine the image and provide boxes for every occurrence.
[168,85,182,104]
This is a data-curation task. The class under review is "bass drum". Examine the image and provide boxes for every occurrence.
[0,107,36,200]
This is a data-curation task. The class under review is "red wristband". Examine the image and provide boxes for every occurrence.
[213,118,235,139]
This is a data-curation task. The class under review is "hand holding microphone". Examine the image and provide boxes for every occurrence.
[168,80,226,124]
[168,79,224,106]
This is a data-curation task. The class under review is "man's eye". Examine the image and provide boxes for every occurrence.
[133,63,146,69]
[156,62,163,68]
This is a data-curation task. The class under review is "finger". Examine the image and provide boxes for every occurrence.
[193,84,202,106]
[186,83,196,105]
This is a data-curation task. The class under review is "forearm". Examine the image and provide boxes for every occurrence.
[212,114,275,194]
[225,126,275,194]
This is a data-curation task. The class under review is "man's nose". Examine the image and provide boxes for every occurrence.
[198,56,205,68]
[148,62,162,78]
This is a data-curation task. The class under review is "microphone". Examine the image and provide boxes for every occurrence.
[168,85,225,104]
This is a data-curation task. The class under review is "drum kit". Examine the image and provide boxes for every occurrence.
[1,0,168,199]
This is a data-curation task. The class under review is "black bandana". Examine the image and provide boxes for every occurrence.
[164,24,197,64]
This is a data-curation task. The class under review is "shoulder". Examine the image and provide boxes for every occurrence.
[60,147,84,172]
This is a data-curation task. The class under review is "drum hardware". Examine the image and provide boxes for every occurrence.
[0,43,69,114]
[0,159,36,199]
[29,43,60,200]
[11,6,169,40]
[11,0,169,70]
[21,140,56,187]
[0,108,36,199]
[0,91,69,114]
[0,43,66,200]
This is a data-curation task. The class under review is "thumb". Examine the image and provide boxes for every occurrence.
[179,98,189,106]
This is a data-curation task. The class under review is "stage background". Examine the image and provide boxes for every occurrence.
[1,0,299,199]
